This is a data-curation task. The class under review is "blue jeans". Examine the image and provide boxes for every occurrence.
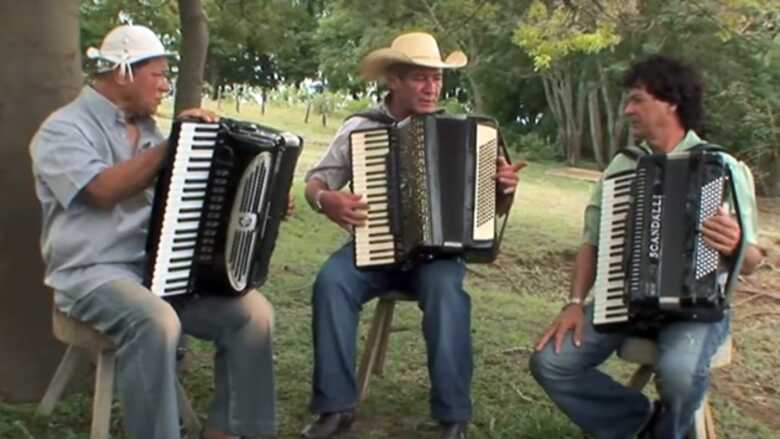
[67,280,276,439]
[309,243,472,423]
[529,304,730,439]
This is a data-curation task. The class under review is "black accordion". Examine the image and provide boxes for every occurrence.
[593,150,746,332]
[348,113,510,268]
[144,118,302,297]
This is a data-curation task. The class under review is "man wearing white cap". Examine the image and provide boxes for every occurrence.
[30,25,275,439]
[301,32,524,439]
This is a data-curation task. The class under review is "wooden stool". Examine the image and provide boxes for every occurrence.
[356,291,416,402]
[618,335,732,439]
[37,308,201,439]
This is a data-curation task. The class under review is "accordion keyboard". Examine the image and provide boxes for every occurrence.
[149,122,219,296]
[592,171,635,327]
[351,129,397,267]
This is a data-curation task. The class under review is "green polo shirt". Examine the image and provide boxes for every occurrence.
[582,130,759,249]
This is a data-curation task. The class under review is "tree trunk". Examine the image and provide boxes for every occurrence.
[609,91,629,156]
[207,60,220,100]
[304,100,311,123]
[174,0,208,114]
[261,87,267,115]
[464,69,486,114]
[762,152,780,197]
[588,86,606,168]
[235,84,241,113]
[0,0,81,401]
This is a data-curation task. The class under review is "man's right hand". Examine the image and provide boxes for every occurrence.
[534,304,586,354]
[319,190,369,229]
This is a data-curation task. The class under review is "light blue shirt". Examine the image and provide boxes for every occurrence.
[30,86,165,311]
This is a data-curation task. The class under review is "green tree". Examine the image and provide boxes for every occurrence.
[513,0,639,166]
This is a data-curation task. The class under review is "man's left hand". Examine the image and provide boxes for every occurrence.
[176,108,219,123]
[496,156,527,195]
[702,206,741,256]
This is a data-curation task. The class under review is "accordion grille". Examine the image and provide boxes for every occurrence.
[476,137,497,227]
[696,176,725,279]
[226,152,272,291]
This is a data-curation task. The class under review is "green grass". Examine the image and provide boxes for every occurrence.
[2,101,776,438]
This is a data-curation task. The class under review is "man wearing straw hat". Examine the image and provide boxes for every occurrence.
[301,32,524,439]
[30,25,276,439]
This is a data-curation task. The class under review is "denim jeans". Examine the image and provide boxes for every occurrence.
[309,243,473,423]
[529,304,730,439]
[67,279,276,439]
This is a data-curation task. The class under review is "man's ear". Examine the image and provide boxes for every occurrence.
[385,73,400,92]
[113,68,133,86]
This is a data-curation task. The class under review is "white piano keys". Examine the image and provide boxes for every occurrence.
[350,129,397,267]
[150,121,219,296]
[593,172,636,327]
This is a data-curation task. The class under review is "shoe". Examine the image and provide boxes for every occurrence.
[301,411,355,438]
[439,422,467,439]
[637,400,663,439]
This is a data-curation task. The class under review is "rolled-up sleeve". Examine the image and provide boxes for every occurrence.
[582,177,604,246]
[31,118,108,208]
[730,161,759,246]
[304,117,368,190]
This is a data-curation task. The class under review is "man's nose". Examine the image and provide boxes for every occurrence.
[422,79,437,93]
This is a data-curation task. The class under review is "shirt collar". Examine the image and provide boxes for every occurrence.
[82,85,158,131]
[81,85,130,127]
[639,130,704,154]
[670,130,704,153]
[380,93,397,121]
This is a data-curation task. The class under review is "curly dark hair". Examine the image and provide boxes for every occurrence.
[622,55,704,132]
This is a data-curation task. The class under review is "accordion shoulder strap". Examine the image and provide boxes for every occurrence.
[690,143,728,154]
[346,108,449,125]
[613,145,648,162]
[346,108,397,125]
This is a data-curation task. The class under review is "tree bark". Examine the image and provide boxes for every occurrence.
[762,151,780,197]
[174,0,208,114]
[588,86,606,168]
[463,68,486,114]
[0,0,81,401]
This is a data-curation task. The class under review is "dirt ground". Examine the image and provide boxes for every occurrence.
[712,197,780,429]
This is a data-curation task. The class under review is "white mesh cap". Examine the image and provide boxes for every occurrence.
[86,25,175,81]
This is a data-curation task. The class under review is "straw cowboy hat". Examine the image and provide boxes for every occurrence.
[360,32,468,80]
[86,25,175,81]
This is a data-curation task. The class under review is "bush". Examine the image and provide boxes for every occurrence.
[340,96,375,115]
[504,129,560,161]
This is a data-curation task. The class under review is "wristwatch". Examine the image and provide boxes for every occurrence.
[563,296,584,309]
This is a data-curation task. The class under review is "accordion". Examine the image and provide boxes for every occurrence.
[349,113,510,268]
[593,150,745,332]
[144,118,302,297]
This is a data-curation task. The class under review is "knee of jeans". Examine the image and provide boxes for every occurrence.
[655,358,706,404]
[529,347,569,383]
[244,289,274,334]
[312,266,354,307]
[416,264,465,304]
[138,304,182,350]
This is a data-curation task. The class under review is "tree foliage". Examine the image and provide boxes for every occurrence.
[78,0,780,194]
